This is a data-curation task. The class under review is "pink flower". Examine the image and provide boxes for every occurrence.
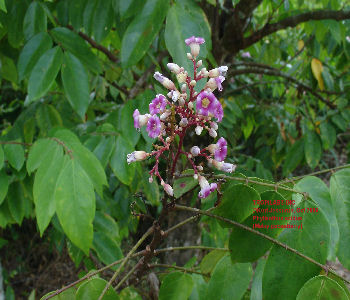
[161,180,174,196]
[146,115,161,138]
[196,91,217,116]
[154,72,176,90]
[149,94,167,114]
[185,36,205,58]
[212,101,224,122]
[133,109,140,129]
[242,51,251,58]
[214,137,227,162]
[198,175,217,199]
[212,160,236,173]
[127,151,148,164]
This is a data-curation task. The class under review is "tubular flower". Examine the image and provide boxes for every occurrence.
[185,36,205,58]
[196,91,217,116]
[214,137,227,162]
[146,115,161,138]
[198,175,217,199]
[149,94,167,114]
[127,151,148,164]
[127,35,235,198]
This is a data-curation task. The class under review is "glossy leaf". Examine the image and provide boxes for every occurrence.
[76,278,118,300]
[120,0,170,67]
[0,145,3,170]
[68,0,86,30]
[33,144,64,235]
[159,272,194,300]
[262,201,330,300]
[93,211,120,240]
[296,176,339,260]
[250,258,267,300]
[165,1,211,73]
[50,27,101,73]
[110,135,135,185]
[27,139,58,174]
[28,46,63,101]
[330,169,350,269]
[296,275,349,300]
[214,183,260,226]
[173,170,198,199]
[93,231,123,266]
[0,170,9,206]
[40,288,76,300]
[283,139,304,176]
[7,182,31,225]
[304,130,321,169]
[61,52,90,119]
[23,1,47,40]
[93,0,114,43]
[206,256,252,300]
[320,121,336,150]
[55,158,95,254]
[4,143,24,171]
[6,1,27,48]
[228,191,290,262]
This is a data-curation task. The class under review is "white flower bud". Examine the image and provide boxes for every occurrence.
[187,53,192,59]
[161,180,173,196]
[190,80,196,86]
[207,144,218,154]
[210,122,218,130]
[166,137,171,143]
[209,128,217,138]
[167,63,181,74]
[195,126,203,135]
[179,97,185,106]
[190,43,200,58]
[193,174,198,180]
[160,110,171,121]
[126,151,148,164]
[197,60,202,67]
[177,72,187,83]
[149,177,153,183]
[179,118,188,127]
[188,102,194,110]
[197,165,203,171]
[181,84,187,93]
[190,146,200,156]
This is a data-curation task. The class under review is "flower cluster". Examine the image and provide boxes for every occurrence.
[127,36,236,198]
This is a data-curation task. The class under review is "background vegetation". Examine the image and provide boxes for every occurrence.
[0,0,350,299]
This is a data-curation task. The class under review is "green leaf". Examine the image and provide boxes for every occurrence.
[119,287,142,300]
[61,52,90,119]
[7,181,31,225]
[0,0,6,12]
[119,0,142,19]
[110,135,135,185]
[6,1,27,48]
[330,169,350,269]
[93,231,123,266]
[120,0,170,67]
[4,143,24,171]
[0,55,17,83]
[0,145,3,170]
[283,139,304,176]
[27,139,59,174]
[214,184,260,226]
[93,0,114,43]
[331,114,347,131]
[296,275,349,300]
[55,158,95,254]
[35,104,63,136]
[93,137,116,169]
[68,0,86,30]
[296,176,339,260]
[304,130,321,169]
[119,100,140,146]
[83,0,98,36]
[159,272,194,300]
[51,129,108,197]
[320,121,336,150]
[40,288,76,300]
[76,278,119,300]
[250,258,266,300]
[262,201,330,300]
[67,240,84,267]
[93,211,120,240]
[206,256,252,300]
[229,191,291,262]
[33,144,64,235]
[199,249,227,282]
[165,1,211,74]
[50,27,101,74]
[173,169,198,199]
[141,171,160,206]
[28,46,63,101]
[23,1,47,41]
[0,170,9,205]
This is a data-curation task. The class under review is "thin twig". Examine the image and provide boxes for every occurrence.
[149,264,210,277]
[174,204,350,285]
[98,227,153,300]
[0,141,32,146]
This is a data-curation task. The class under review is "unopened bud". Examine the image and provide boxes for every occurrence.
[195,126,203,135]
[127,151,148,164]
[181,84,187,93]
[166,137,171,143]
[161,180,174,196]
[167,63,181,74]
[179,97,185,106]
[179,118,188,127]
[149,177,153,183]
[187,53,192,59]
[190,80,196,87]
[197,60,202,67]
[193,174,198,180]
[197,165,203,171]
[190,146,200,156]
[209,128,217,138]
[177,72,187,83]
[188,102,194,110]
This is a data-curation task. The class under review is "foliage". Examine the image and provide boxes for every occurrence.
[0,0,349,299]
